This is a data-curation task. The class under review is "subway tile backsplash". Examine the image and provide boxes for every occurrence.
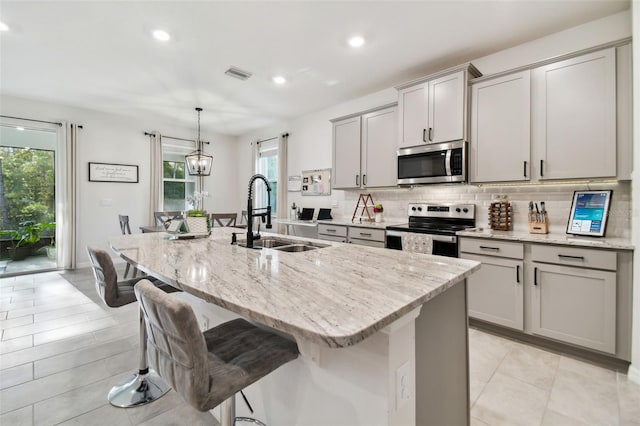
[335,181,630,239]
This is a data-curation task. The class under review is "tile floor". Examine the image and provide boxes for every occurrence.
[1,269,639,425]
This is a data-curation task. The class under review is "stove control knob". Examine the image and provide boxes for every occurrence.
[417,207,422,212]
[411,206,417,211]
[455,208,461,213]
[463,208,469,213]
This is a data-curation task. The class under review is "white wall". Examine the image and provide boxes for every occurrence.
[0,95,239,266]
[629,0,640,383]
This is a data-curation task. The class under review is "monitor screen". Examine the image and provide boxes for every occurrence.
[566,190,612,237]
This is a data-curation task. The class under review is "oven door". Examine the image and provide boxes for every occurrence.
[386,230,458,257]
[397,141,466,185]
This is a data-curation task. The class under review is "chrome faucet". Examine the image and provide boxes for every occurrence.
[246,174,272,248]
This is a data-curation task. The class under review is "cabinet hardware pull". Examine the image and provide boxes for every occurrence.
[540,159,544,177]
[534,267,538,286]
[356,175,359,186]
[363,174,367,186]
[558,254,585,260]
[326,229,336,232]
[428,127,433,141]
[523,161,527,178]
[516,265,520,283]
[422,129,427,142]
[360,232,372,237]
[479,246,500,251]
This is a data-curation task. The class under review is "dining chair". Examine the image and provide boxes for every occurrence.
[134,279,299,426]
[241,210,248,225]
[154,211,183,228]
[117,214,137,278]
[86,246,181,408]
[211,213,238,227]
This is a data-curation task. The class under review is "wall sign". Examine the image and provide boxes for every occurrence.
[301,168,331,196]
[88,162,139,183]
[288,175,302,192]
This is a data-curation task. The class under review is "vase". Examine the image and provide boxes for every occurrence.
[375,212,382,223]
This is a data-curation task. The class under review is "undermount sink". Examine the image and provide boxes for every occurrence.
[238,236,328,252]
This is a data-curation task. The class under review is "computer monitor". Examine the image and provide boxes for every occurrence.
[566,190,612,237]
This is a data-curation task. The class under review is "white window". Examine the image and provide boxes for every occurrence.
[256,139,278,214]
[162,142,196,211]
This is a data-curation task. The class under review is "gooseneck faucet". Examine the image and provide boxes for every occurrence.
[246,174,272,248]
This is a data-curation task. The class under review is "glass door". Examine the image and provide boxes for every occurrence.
[0,125,57,275]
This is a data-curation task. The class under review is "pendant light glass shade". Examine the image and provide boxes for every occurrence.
[185,107,213,176]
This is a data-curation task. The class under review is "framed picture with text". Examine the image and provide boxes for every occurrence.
[88,162,139,183]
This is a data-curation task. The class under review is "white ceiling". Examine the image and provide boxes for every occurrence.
[0,1,630,136]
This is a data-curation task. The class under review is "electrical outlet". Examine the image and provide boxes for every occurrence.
[331,199,339,208]
[201,314,210,331]
[395,361,411,410]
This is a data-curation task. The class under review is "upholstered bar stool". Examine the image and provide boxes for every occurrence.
[134,279,299,426]
[86,246,180,408]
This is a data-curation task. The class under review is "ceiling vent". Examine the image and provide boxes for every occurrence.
[224,67,252,81]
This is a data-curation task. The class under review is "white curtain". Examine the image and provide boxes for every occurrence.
[57,122,77,269]
[251,140,258,175]
[149,132,163,225]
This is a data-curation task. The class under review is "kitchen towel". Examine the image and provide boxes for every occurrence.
[402,233,433,255]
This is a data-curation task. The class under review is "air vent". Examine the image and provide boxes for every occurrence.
[224,67,252,81]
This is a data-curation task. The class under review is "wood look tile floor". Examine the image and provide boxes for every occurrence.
[1,269,639,425]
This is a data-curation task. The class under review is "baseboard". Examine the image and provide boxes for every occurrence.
[628,364,640,384]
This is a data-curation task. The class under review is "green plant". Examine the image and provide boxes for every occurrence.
[1,221,55,248]
[187,209,206,217]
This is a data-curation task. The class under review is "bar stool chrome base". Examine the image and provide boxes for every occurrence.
[220,394,268,426]
[108,370,171,408]
[235,417,267,426]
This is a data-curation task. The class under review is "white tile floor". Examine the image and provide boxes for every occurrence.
[1,269,639,425]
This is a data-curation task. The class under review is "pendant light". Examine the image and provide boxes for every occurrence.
[185,107,213,176]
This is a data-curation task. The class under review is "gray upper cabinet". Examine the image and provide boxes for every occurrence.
[532,48,617,180]
[332,116,362,189]
[397,64,480,149]
[332,104,397,190]
[470,71,531,183]
[361,106,397,188]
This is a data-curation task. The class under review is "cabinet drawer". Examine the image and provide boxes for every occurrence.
[317,234,347,243]
[318,224,347,238]
[348,227,386,242]
[349,238,385,248]
[459,238,523,259]
[531,245,616,271]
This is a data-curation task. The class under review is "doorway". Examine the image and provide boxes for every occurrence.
[0,125,57,275]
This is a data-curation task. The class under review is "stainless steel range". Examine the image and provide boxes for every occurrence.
[386,203,476,257]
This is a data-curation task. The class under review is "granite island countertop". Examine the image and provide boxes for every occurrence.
[457,228,634,250]
[109,228,480,348]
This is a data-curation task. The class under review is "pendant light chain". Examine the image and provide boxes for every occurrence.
[185,107,213,176]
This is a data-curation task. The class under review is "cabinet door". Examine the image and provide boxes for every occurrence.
[428,71,465,144]
[361,106,397,187]
[533,48,616,180]
[462,253,524,331]
[397,82,428,148]
[531,263,616,354]
[333,116,361,189]
[471,71,530,182]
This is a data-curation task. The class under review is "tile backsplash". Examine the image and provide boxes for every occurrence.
[334,181,630,239]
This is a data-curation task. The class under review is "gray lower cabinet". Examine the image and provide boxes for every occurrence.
[531,246,617,354]
[460,239,524,331]
[347,227,386,248]
[318,224,347,243]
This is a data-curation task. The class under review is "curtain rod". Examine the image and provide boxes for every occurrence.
[144,131,209,145]
[256,133,289,144]
[1,115,63,127]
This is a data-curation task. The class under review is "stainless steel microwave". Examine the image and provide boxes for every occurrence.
[397,140,467,185]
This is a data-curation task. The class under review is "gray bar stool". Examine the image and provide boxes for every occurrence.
[134,279,299,426]
[87,246,180,408]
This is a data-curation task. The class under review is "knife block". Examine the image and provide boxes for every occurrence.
[528,216,549,234]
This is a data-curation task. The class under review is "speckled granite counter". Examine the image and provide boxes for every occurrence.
[457,229,634,250]
[109,228,479,348]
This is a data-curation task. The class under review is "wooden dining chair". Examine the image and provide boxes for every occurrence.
[211,213,238,227]
[154,211,183,227]
[117,214,137,278]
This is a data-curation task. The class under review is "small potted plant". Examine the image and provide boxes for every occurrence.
[373,204,384,223]
[185,191,211,234]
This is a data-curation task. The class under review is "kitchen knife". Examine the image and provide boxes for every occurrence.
[540,201,546,222]
[535,203,540,222]
[529,201,534,222]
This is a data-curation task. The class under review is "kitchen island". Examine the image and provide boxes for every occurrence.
[109,228,480,425]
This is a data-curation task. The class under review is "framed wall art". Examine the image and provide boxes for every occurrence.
[88,162,139,183]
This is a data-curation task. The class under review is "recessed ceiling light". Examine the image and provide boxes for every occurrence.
[348,36,365,48]
[152,29,171,42]
[273,76,286,85]
[16,126,24,131]
[0,22,9,32]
